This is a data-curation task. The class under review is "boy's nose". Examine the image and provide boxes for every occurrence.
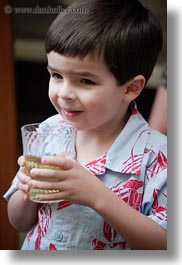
[57,84,76,101]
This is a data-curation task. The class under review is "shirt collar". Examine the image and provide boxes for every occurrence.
[85,103,150,176]
[106,110,150,176]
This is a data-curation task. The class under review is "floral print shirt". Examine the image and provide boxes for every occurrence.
[4,105,167,250]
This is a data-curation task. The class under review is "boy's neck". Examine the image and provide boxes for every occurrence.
[75,113,129,166]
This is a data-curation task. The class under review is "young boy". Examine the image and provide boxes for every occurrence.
[4,0,167,250]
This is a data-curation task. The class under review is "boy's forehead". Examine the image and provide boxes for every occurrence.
[47,51,106,73]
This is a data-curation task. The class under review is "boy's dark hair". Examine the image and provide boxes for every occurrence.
[45,0,163,85]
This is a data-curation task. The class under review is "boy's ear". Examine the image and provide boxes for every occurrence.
[123,75,146,103]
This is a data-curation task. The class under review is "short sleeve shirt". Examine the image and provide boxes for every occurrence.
[4,105,167,250]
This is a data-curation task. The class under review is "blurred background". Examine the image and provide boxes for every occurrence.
[0,0,166,249]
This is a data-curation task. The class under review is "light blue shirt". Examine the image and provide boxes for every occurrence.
[4,106,167,250]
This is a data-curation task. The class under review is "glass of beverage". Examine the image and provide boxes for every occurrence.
[21,122,76,203]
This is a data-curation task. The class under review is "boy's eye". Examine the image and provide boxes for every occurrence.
[51,73,63,80]
[81,79,96,85]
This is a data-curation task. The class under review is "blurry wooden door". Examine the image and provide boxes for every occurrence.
[0,0,18,249]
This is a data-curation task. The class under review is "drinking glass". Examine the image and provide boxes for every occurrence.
[21,122,76,203]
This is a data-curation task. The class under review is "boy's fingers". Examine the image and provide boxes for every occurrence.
[17,156,26,166]
[18,168,31,184]
[41,154,74,170]
[34,191,66,202]
[29,179,61,190]
[17,172,30,192]
[18,154,74,170]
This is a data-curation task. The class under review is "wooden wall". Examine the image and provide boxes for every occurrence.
[0,0,18,249]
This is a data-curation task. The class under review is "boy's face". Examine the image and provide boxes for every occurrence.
[47,51,129,131]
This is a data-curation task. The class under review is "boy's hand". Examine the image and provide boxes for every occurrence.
[28,154,105,208]
[17,156,31,200]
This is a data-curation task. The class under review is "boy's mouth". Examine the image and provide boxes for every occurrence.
[62,108,83,118]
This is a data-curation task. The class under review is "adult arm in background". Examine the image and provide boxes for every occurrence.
[148,85,167,135]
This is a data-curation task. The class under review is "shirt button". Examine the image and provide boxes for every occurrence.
[55,232,63,241]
